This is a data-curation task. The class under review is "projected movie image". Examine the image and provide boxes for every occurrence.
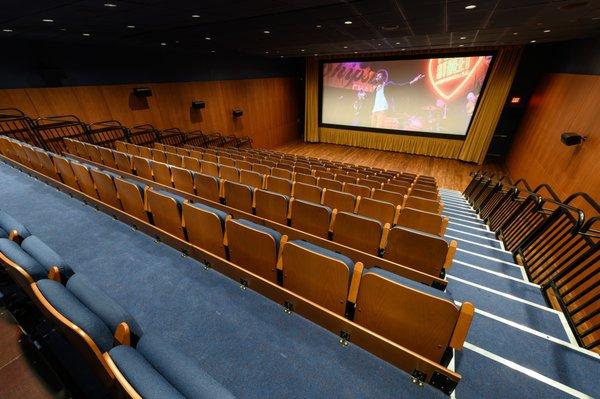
[321,55,493,137]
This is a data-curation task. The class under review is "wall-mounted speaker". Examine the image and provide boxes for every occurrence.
[561,132,587,146]
[133,87,152,97]
[232,109,243,118]
[191,101,205,109]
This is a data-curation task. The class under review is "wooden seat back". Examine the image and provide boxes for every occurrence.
[331,212,385,255]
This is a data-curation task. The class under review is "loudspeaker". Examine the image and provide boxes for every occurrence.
[191,101,205,109]
[133,87,152,97]
[232,109,243,118]
[561,132,586,146]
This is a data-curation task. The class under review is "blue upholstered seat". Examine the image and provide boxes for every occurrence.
[37,279,116,352]
[66,273,143,339]
[0,209,31,240]
[235,219,282,252]
[109,333,235,399]
[189,203,228,228]
[0,226,7,239]
[365,267,454,302]
[289,240,355,277]
[0,238,47,280]
[21,235,74,280]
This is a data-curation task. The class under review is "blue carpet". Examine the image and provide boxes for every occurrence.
[454,249,521,276]
[455,348,573,399]
[442,211,481,223]
[0,162,446,398]
[467,315,600,398]
[444,228,503,249]
[448,221,494,237]
[446,279,569,341]
[449,237,515,263]
[448,264,545,305]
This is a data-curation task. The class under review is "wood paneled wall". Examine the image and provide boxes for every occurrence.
[506,73,600,213]
[0,77,302,149]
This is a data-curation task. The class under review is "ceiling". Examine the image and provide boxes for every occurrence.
[1,0,599,57]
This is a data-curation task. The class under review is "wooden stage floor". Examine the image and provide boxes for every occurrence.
[275,141,507,191]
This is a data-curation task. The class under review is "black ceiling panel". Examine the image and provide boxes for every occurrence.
[0,0,598,56]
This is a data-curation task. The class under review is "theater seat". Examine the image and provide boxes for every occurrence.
[405,195,443,214]
[0,209,31,242]
[280,240,362,316]
[145,189,187,240]
[356,197,399,226]
[107,333,234,399]
[225,219,286,284]
[90,169,123,210]
[223,181,254,213]
[383,227,456,277]
[0,235,73,292]
[193,172,220,202]
[171,166,195,194]
[32,274,143,385]
[353,267,473,365]
[331,212,388,255]
[114,178,150,223]
[322,189,356,213]
[254,189,289,225]
[396,207,448,236]
[289,199,332,239]
[183,202,228,258]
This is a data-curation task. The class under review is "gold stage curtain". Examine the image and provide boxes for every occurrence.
[303,46,523,163]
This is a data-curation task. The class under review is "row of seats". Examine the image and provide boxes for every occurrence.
[1,136,452,281]
[0,209,234,398]
[121,140,445,215]
[178,142,439,190]
[61,140,456,277]
[0,192,473,373]
[152,141,442,203]
[71,139,448,237]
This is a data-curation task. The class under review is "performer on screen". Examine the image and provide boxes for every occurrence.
[370,70,425,128]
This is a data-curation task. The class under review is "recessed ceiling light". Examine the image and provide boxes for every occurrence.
[192,14,200,18]
[343,45,348,48]
[543,29,551,33]
[205,36,211,40]
[127,25,136,29]
[42,19,54,23]
[161,42,167,46]
[513,32,518,35]
[459,44,464,47]
[395,42,400,45]
[300,49,305,52]
[316,24,322,28]
[465,5,476,10]
[82,33,91,37]
[314,53,318,56]
[344,20,352,25]
[104,3,117,7]
[530,40,536,43]
[401,48,406,51]
[263,30,270,34]
[460,36,467,39]
[378,43,382,46]
[280,55,284,58]
[175,40,179,44]
[265,51,269,54]
[2,28,13,32]
[353,51,358,54]
[211,50,216,53]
